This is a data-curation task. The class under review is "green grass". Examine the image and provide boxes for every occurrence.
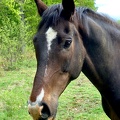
[0,62,110,120]
[0,68,34,120]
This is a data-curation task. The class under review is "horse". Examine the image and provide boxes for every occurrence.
[28,0,120,119]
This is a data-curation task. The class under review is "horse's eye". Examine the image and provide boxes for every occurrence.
[63,39,72,49]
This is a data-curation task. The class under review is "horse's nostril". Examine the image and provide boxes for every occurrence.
[41,103,51,119]
[28,101,51,120]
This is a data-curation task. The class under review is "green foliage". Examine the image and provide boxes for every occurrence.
[0,1,20,70]
[0,0,37,70]
[43,0,97,10]
[75,0,97,10]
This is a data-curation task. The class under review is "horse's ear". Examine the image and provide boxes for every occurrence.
[34,0,48,16]
[61,0,75,20]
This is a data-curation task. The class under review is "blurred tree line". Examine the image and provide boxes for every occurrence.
[0,0,96,70]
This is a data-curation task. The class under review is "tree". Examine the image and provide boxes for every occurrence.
[43,0,96,10]
[0,0,39,69]
[0,0,22,70]
[77,0,96,10]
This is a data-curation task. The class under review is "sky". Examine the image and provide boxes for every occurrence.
[95,0,120,20]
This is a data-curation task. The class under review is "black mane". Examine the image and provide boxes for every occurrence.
[38,4,63,29]
[38,4,120,30]
[77,7,120,29]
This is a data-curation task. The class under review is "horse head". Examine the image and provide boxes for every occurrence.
[28,0,85,119]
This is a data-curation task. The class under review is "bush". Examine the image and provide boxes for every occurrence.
[0,0,36,70]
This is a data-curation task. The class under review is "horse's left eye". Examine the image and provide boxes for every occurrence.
[63,39,72,49]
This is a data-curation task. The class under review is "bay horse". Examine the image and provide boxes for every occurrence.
[28,0,120,119]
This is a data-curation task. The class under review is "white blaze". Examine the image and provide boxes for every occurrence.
[28,88,44,106]
[44,27,57,77]
[28,89,44,118]
[36,88,44,103]
[45,27,57,52]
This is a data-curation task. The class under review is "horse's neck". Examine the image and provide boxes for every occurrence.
[81,16,120,90]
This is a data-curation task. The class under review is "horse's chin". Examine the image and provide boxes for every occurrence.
[38,116,55,120]
[31,114,55,120]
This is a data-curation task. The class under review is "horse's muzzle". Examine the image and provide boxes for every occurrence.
[28,101,53,120]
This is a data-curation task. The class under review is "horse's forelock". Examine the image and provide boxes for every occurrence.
[38,4,63,29]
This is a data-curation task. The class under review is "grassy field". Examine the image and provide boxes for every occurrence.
[0,61,110,120]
